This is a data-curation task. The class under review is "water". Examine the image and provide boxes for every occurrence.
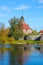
[0,44,43,65]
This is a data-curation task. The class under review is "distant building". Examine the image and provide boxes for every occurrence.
[39,30,43,34]
[20,16,32,34]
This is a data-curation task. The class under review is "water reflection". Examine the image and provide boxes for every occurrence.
[40,45,43,53]
[10,45,31,65]
[0,44,43,65]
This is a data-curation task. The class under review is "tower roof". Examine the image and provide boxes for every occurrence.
[20,16,32,30]
[21,16,24,20]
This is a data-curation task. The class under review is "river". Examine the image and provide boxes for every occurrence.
[0,44,43,65]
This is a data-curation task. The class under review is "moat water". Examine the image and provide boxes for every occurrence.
[0,44,43,65]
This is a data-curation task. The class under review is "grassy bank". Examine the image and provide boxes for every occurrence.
[0,39,43,44]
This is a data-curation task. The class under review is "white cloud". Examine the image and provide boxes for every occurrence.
[1,6,7,10]
[0,13,9,17]
[0,6,10,11]
[39,0,43,3]
[0,14,6,17]
[37,6,43,8]
[32,0,37,3]
[32,0,43,3]
[7,1,15,5]
[13,5,30,10]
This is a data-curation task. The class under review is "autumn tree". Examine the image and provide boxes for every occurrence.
[18,16,24,37]
[0,23,11,43]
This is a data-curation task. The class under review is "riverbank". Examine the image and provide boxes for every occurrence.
[0,40,43,44]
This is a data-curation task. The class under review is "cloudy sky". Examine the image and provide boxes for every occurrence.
[0,0,43,31]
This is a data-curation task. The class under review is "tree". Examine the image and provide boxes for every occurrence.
[18,16,24,37]
[9,16,24,39]
[32,30,39,35]
[0,23,9,43]
[0,23,5,37]
[9,17,19,38]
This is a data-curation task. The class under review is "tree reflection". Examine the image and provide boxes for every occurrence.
[10,44,31,65]
[40,45,43,53]
[10,45,23,65]
[10,49,15,65]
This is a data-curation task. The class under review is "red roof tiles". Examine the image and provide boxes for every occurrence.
[39,30,43,33]
[22,23,31,30]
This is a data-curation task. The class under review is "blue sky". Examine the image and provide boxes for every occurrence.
[0,0,43,31]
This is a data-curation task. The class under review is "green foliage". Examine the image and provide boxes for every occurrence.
[0,37,8,43]
[32,30,39,35]
[0,17,42,45]
[9,17,19,38]
[9,17,24,39]
[0,23,11,44]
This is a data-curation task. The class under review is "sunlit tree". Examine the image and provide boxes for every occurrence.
[9,16,24,39]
